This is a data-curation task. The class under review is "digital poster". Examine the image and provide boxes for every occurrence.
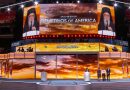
[23,5,40,37]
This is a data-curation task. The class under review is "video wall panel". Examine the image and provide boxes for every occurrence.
[36,54,98,79]
[77,54,98,79]
[23,5,40,37]
[11,59,35,79]
[0,52,127,80]
[39,4,97,35]
[56,55,77,79]
[99,58,124,79]
[1,60,7,78]
[15,43,122,52]
[23,4,115,37]
[36,55,57,79]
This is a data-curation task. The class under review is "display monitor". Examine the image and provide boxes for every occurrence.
[23,4,115,37]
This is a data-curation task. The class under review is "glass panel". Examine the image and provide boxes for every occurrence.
[2,60,7,78]
[57,55,77,79]
[127,59,130,78]
[77,54,98,79]
[99,58,123,79]
[36,55,56,79]
[12,59,35,79]
[8,59,13,79]
[122,59,128,79]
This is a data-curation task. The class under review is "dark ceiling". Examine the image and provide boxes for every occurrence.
[0,0,130,5]
[0,0,16,6]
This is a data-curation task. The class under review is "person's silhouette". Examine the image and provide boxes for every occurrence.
[21,47,24,52]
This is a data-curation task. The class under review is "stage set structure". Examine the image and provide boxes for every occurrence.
[0,3,129,80]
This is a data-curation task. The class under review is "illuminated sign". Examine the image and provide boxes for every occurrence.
[16,43,122,52]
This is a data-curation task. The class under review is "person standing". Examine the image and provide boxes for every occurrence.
[24,8,39,33]
[106,68,111,81]
[21,47,25,52]
[85,68,89,72]
[98,7,115,32]
[98,7,115,36]
[97,68,101,81]
[102,69,106,81]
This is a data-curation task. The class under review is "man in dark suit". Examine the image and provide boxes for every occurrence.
[97,67,101,81]
[24,8,39,33]
[98,7,115,34]
[106,68,111,81]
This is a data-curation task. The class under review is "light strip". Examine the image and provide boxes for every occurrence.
[0,0,33,9]
[56,1,59,4]
[109,0,130,5]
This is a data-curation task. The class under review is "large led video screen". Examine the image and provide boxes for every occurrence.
[99,58,126,79]
[23,4,115,37]
[97,4,115,36]
[36,55,56,79]
[23,5,40,37]
[36,54,98,79]
[77,54,98,79]
[11,59,35,79]
[16,43,122,52]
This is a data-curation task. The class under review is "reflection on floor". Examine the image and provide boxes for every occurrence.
[0,79,130,90]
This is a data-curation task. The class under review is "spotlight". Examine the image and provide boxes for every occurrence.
[99,0,103,4]
[128,6,130,9]
[34,1,38,5]
[88,10,92,13]
[21,4,24,8]
[7,7,11,11]
[77,0,80,3]
[56,1,59,4]
[114,2,118,7]
[87,82,91,85]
